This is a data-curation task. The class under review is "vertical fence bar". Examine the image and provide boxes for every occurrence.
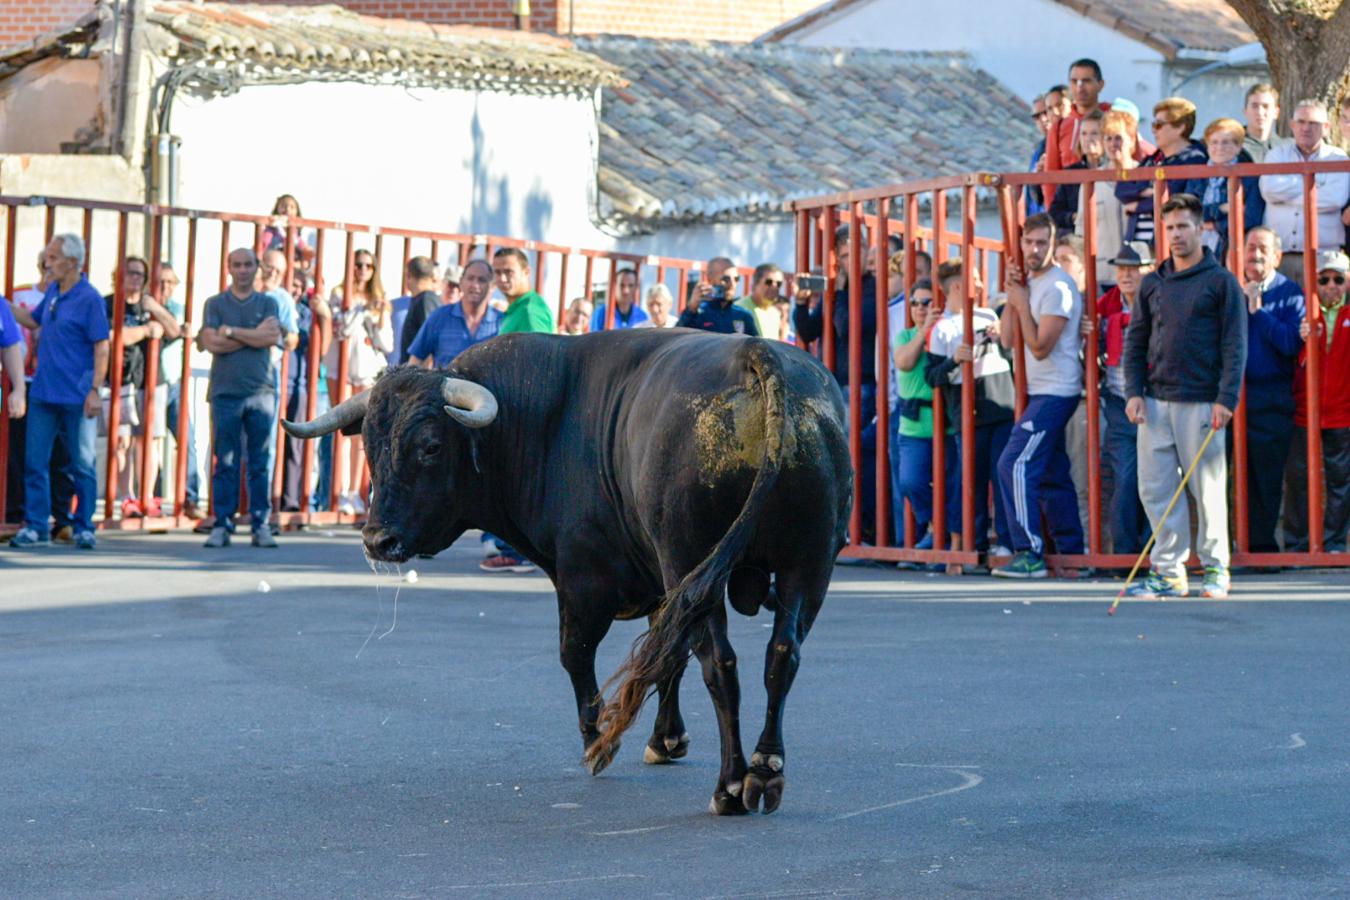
[902,191,919,548]
[846,201,864,546]
[959,184,977,557]
[301,228,325,515]
[1302,174,1324,553]
[874,198,892,546]
[604,256,618,332]
[1082,174,1102,556]
[331,231,355,516]
[556,251,570,328]
[103,212,129,525]
[822,205,837,374]
[139,212,164,520]
[930,190,948,553]
[400,237,412,296]
[174,217,198,518]
[1153,175,1171,264]
[583,255,595,301]
[998,185,1029,416]
[1228,176,1250,555]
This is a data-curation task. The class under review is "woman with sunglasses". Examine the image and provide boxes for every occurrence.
[323,249,391,516]
[1116,97,1208,247]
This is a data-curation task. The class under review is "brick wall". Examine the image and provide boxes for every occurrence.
[1,0,817,51]
[0,0,94,51]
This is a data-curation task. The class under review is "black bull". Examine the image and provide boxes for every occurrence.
[283,328,851,815]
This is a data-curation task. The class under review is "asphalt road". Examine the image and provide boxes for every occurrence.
[2,531,1348,898]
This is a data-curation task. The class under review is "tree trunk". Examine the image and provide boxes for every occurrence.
[1227,0,1350,120]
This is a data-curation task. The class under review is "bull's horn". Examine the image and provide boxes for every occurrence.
[282,391,371,439]
[441,377,498,429]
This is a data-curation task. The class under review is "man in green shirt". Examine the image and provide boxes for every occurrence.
[493,248,555,335]
[735,263,786,341]
[890,279,957,557]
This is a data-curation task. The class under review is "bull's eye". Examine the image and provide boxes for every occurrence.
[420,440,443,462]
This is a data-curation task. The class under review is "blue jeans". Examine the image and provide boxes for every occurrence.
[950,421,1013,551]
[165,383,199,504]
[1102,393,1145,554]
[210,392,277,531]
[895,433,959,542]
[24,398,98,534]
[997,394,1084,556]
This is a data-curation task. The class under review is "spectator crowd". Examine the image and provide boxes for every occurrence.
[5,69,1350,594]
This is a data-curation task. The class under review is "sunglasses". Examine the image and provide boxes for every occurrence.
[1030,111,1047,120]
[911,299,932,307]
[1319,275,1346,285]
[1151,119,1173,129]
[763,279,783,287]
[354,262,374,270]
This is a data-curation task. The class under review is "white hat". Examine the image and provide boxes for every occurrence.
[1316,250,1349,274]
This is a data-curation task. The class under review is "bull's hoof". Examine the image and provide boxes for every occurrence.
[643,732,691,765]
[742,753,786,813]
[583,738,620,776]
[709,780,751,816]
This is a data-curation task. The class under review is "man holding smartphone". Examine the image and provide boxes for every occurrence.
[676,256,759,336]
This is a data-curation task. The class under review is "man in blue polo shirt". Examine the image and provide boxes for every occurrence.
[407,259,502,367]
[1,297,25,418]
[10,234,110,549]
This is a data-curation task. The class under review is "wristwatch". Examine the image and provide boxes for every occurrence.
[224,325,234,339]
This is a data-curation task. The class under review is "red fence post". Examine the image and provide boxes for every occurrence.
[1229,176,1250,556]
[1302,173,1324,554]
[873,197,892,546]
[1081,174,1102,555]
[103,212,129,526]
[846,202,864,546]
[822,206,837,374]
[174,217,198,519]
[959,184,977,557]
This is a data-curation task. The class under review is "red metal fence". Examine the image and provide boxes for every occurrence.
[791,159,1350,570]
[0,195,743,535]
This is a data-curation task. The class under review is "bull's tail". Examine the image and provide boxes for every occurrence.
[586,341,789,770]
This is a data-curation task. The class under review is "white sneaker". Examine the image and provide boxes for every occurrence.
[350,492,366,515]
[337,493,356,516]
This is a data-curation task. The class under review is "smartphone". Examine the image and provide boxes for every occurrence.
[796,274,828,293]
[710,284,727,301]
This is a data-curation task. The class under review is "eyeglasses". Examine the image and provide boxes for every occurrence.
[125,270,147,279]
[1319,275,1346,285]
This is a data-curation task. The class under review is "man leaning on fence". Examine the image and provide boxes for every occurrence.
[993,213,1085,578]
[1123,194,1247,600]
[9,235,109,550]
[1285,250,1350,552]
[200,248,289,549]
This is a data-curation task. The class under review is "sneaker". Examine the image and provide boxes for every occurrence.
[203,526,231,548]
[121,497,144,519]
[479,554,536,574]
[350,492,366,515]
[1126,571,1189,599]
[75,530,97,550]
[51,525,74,544]
[182,501,204,520]
[338,493,356,516]
[9,527,49,548]
[991,550,1048,579]
[144,498,163,518]
[988,544,1013,559]
[251,527,278,548]
[1200,566,1230,599]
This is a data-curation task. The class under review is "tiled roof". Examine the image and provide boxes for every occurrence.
[578,36,1039,227]
[1050,0,1255,55]
[143,3,624,91]
[761,0,1256,57]
[0,1,623,92]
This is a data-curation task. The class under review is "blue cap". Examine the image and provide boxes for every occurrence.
[1110,97,1140,122]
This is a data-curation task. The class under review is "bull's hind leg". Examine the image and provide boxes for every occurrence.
[644,613,691,765]
[557,600,616,775]
[695,603,750,815]
[742,567,828,814]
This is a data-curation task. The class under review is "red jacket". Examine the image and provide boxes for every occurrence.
[1294,304,1350,429]
[1096,285,1131,368]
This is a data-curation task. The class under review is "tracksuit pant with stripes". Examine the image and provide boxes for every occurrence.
[997,394,1085,556]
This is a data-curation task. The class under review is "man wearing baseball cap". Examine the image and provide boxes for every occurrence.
[1093,241,1154,554]
[1285,250,1350,551]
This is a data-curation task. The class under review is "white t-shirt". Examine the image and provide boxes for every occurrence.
[926,307,1011,384]
[1023,266,1082,397]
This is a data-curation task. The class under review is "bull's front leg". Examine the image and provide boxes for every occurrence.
[557,604,615,774]
[644,613,691,765]
[694,603,749,815]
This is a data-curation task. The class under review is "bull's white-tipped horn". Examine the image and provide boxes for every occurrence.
[282,391,371,439]
[441,377,498,429]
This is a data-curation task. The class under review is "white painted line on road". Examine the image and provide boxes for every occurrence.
[1281,733,1306,749]
[834,764,983,821]
[588,824,675,836]
[437,873,643,890]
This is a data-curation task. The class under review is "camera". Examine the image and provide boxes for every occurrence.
[710,284,727,301]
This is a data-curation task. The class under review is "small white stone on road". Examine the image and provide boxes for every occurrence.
[404,569,418,584]
[257,580,271,593]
